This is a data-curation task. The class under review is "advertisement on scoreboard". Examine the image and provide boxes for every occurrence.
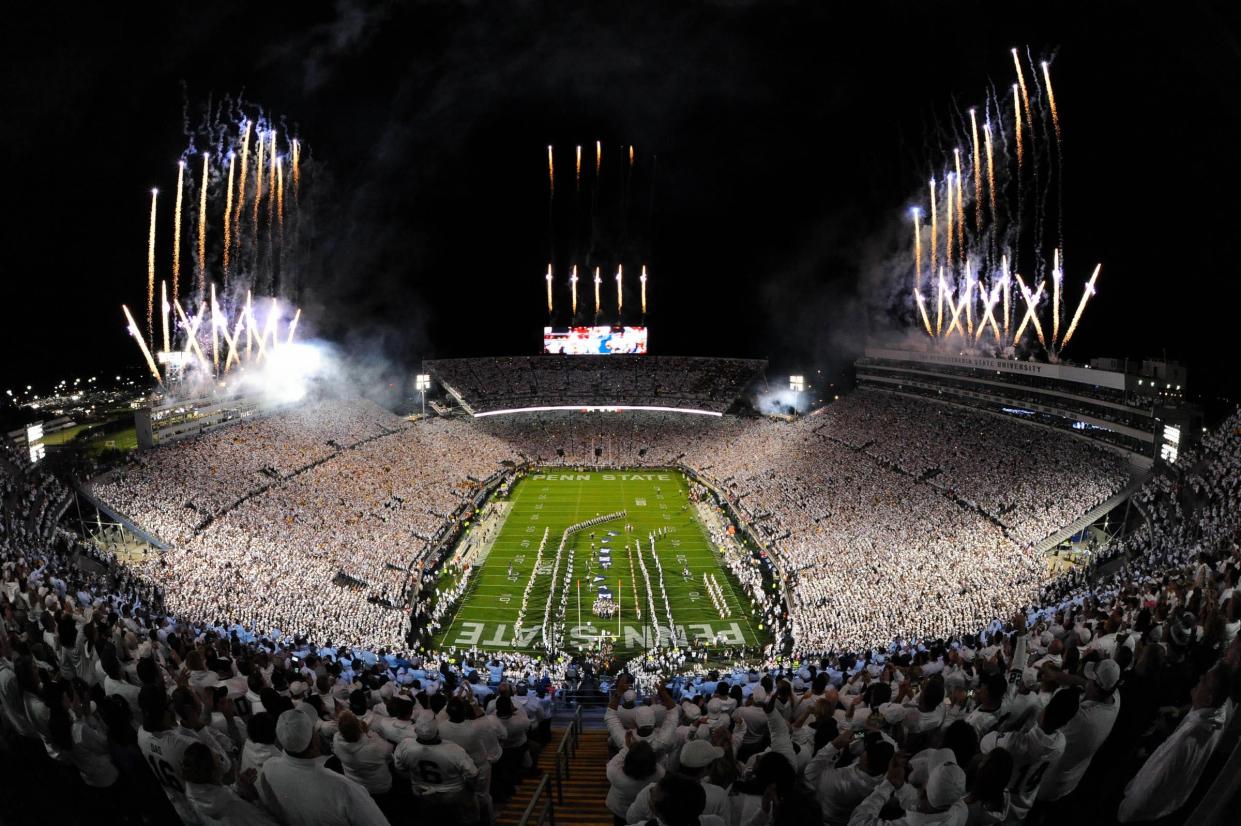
[543,326,648,355]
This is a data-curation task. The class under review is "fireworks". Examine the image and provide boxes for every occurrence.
[628,145,634,168]
[547,145,554,192]
[616,264,623,313]
[126,104,309,387]
[223,153,235,275]
[575,145,581,189]
[970,109,982,231]
[276,155,285,231]
[160,280,169,354]
[147,189,158,347]
[945,173,955,269]
[640,265,648,316]
[173,161,185,302]
[594,266,602,316]
[291,138,301,198]
[983,121,997,220]
[596,140,601,175]
[197,153,209,300]
[570,265,579,316]
[912,208,922,289]
[901,50,1102,361]
[123,304,163,384]
[1058,264,1101,352]
[234,120,251,251]
[545,263,553,313]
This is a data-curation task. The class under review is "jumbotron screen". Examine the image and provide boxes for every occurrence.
[543,326,648,355]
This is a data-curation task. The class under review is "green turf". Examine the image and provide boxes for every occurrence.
[434,469,766,656]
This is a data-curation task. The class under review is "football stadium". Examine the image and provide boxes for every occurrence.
[3,11,1239,826]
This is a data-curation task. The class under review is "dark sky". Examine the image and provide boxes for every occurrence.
[3,1,1240,400]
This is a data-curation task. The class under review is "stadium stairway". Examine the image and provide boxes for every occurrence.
[496,722,613,826]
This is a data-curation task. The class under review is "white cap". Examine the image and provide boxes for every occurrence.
[681,701,702,722]
[622,690,637,704]
[926,762,967,808]
[415,714,439,740]
[635,706,656,730]
[680,739,724,769]
[750,686,767,704]
[276,708,314,753]
[1084,658,1121,691]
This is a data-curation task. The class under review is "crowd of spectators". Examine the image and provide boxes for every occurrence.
[88,390,1133,657]
[425,355,766,414]
[0,391,1237,823]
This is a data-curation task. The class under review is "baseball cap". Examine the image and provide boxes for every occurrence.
[1021,667,1041,689]
[276,708,314,753]
[635,706,656,730]
[1084,658,1121,691]
[680,701,702,722]
[750,686,767,704]
[415,714,439,740]
[622,690,637,704]
[680,739,724,769]
[926,762,967,808]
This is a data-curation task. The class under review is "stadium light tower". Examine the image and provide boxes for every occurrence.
[415,374,431,416]
[789,375,806,393]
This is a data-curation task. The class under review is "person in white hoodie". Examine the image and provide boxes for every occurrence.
[184,740,279,826]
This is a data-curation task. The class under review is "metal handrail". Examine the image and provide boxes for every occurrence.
[517,709,582,826]
[552,705,583,803]
[516,774,553,826]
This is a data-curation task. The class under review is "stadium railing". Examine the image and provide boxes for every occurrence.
[517,704,582,826]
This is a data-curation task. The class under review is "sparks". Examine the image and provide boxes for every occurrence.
[147,188,158,348]
[1059,264,1101,352]
[223,153,235,276]
[969,109,982,231]
[197,153,209,299]
[172,161,185,302]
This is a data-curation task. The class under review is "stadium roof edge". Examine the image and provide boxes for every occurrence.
[472,405,724,417]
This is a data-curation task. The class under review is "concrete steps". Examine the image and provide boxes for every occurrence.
[496,728,614,826]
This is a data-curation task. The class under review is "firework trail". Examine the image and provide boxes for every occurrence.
[945,282,967,338]
[570,265,578,316]
[912,208,922,290]
[575,145,581,190]
[545,264,553,313]
[160,280,169,354]
[914,288,933,336]
[929,179,938,274]
[172,161,185,302]
[1013,274,1046,348]
[945,173,955,269]
[596,140,601,176]
[197,153,209,300]
[1052,248,1062,345]
[640,264,648,315]
[234,120,251,252]
[1042,60,1061,142]
[1001,254,1011,342]
[963,263,974,337]
[983,121,997,221]
[970,110,982,231]
[253,131,265,240]
[1059,263,1100,351]
[210,282,220,373]
[616,264,624,314]
[954,154,965,258]
[628,145,634,169]
[223,153,235,276]
[594,266,602,317]
[936,268,947,335]
[1012,48,1034,142]
[147,189,158,347]
[267,129,276,228]
[547,145,554,192]
[291,138,301,199]
[1012,84,1023,169]
[276,156,285,231]
[123,304,163,383]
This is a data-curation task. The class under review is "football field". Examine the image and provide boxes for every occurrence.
[434,469,765,656]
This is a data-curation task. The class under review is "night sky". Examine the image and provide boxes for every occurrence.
[3,1,1240,400]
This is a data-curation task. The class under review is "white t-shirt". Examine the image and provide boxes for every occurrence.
[393,738,479,795]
